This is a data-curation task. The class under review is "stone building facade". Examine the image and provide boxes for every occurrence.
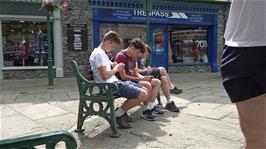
[0,0,229,80]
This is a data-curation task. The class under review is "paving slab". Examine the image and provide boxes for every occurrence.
[181,102,233,120]
[37,113,77,131]
[0,73,245,148]
[49,100,80,114]
[0,114,48,139]
[0,105,18,118]
[14,103,70,120]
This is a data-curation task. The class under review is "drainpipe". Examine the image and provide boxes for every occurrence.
[0,21,3,80]
[145,0,151,66]
[47,10,54,86]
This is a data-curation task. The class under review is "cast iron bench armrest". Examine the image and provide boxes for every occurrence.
[79,81,118,101]
[70,60,120,138]
[0,131,77,149]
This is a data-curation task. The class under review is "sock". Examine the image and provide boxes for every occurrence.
[115,107,125,117]
[166,96,172,104]
[170,84,175,90]
[147,102,156,110]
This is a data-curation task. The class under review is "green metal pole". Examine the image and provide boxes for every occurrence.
[46,10,54,86]
[145,0,151,66]
[146,0,150,44]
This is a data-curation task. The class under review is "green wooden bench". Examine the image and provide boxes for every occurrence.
[0,131,77,149]
[70,60,162,138]
[70,60,120,138]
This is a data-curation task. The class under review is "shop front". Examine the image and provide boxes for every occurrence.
[92,3,219,72]
[0,1,64,79]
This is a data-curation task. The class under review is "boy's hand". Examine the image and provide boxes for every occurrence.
[114,63,125,72]
[146,66,152,71]
[141,76,153,82]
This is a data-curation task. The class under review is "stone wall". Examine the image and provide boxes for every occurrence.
[3,70,56,80]
[168,65,211,73]
[61,0,93,78]
[217,14,226,70]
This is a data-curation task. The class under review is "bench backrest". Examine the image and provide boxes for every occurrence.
[70,60,94,95]
[0,131,77,149]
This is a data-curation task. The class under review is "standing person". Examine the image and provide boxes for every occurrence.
[221,1,266,148]
[89,31,149,129]
[114,38,163,121]
[138,44,181,112]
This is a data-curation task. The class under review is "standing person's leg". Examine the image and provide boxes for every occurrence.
[221,46,266,148]
[236,94,266,149]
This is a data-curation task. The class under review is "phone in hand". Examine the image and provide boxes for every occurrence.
[147,75,154,79]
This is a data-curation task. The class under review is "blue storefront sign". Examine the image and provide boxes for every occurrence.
[92,7,218,72]
[94,9,213,25]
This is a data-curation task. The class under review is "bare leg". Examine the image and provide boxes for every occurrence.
[160,76,171,98]
[149,79,161,102]
[139,81,152,105]
[121,90,148,111]
[236,94,266,149]
[159,67,175,89]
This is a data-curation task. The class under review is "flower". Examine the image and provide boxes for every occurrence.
[42,0,72,12]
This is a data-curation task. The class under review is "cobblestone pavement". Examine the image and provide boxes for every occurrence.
[0,72,244,148]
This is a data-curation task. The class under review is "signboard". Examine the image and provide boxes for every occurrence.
[67,24,88,51]
[96,9,213,25]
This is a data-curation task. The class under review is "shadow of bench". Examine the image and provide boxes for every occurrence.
[0,131,77,149]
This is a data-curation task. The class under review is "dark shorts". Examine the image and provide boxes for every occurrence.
[112,81,142,99]
[221,45,266,103]
[140,67,161,80]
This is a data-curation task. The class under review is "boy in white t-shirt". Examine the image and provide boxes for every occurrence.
[89,31,149,129]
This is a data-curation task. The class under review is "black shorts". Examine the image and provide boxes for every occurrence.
[221,45,266,103]
[140,67,161,80]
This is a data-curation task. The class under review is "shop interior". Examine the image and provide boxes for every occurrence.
[168,25,209,64]
[2,20,53,67]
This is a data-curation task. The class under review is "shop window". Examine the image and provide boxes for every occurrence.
[2,20,53,67]
[169,26,208,64]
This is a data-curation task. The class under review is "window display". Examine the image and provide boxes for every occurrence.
[2,20,53,67]
[169,26,208,64]
[153,27,164,53]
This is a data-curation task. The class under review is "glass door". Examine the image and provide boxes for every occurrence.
[150,25,168,68]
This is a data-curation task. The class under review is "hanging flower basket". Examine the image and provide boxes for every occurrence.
[42,0,72,12]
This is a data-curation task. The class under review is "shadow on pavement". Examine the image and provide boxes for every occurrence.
[75,108,180,148]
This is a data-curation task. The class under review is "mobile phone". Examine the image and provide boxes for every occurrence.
[147,76,154,79]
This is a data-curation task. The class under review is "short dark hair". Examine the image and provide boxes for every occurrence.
[129,38,145,53]
[103,31,121,44]
[144,44,152,54]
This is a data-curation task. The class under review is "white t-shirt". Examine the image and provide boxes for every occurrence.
[224,0,266,47]
[89,47,119,83]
